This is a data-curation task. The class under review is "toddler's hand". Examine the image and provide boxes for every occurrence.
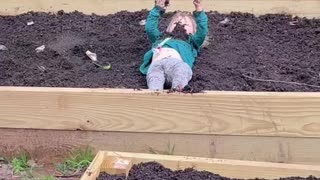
[193,0,203,11]
[155,0,170,9]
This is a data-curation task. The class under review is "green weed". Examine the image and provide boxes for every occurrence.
[10,154,59,180]
[11,153,29,173]
[56,148,94,175]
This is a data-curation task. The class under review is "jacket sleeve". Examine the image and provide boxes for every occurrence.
[190,11,209,51]
[145,6,164,43]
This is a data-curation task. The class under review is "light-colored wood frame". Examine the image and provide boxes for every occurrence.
[0,0,319,18]
[1,87,320,137]
[0,0,320,165]
[81,151,320,180]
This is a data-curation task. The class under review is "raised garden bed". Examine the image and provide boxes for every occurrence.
[81,151,320,180]
[0,0,320,166]
[0,9,319,92]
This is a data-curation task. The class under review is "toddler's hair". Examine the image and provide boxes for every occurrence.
[166,11,196,33]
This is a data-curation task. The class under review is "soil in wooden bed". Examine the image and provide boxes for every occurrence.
[0,10,319,92]
[96,162,319,180]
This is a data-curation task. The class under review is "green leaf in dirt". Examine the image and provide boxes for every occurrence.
[92,62,111,70]
[102,64,112,70]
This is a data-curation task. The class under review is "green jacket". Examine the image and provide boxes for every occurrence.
[139,6,209,75]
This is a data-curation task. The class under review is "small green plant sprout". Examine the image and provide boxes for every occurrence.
[56,147,94,175]
[11,153,42,179]
[11,153,30,174]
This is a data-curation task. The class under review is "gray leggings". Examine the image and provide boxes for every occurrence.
[147,58,193,90]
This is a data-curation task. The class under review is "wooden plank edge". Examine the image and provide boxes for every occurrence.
[81,151,320,180]
[0,0,319,18]
[81,151,106,180]
[106,151,320,171]
[1,86,320,97]
[1,86,320,137]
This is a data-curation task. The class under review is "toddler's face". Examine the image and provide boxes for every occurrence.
[167,15,196,35]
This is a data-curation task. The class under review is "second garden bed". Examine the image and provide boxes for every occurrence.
[81,151,320,180]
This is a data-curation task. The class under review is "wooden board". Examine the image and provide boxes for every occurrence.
[1,128,320,165]
[0,0,319,18]
[81,151,320,180]
[1,87,320,137]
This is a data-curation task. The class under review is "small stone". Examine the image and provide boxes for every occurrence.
[289,20,298,26]
[219,18,230,24]
[86,50,97,61]
[0,45,8,51]
[27,21,34,26]
[35,45,45,53]
[139,19,146,26]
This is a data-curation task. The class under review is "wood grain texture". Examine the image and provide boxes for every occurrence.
[81,151,320,180]
[0,0,319,18]
[1,128,320,165]
[1,87,320,137]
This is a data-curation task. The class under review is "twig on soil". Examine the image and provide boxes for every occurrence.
[242,74,320,88]
[118,24,122,32]
[289,20,299,26]
[37,65,46,72]
[59,60,65,69]
[54,168,81,178]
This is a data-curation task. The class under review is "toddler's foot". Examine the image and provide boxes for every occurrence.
[171,85,193,93]
[182,85,193,93]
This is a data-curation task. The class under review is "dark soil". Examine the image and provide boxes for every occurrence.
[96,162,319,180]
[0,10,319,92]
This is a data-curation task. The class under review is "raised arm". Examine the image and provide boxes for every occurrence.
[145,0,169,43]
[190,0,209,51]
